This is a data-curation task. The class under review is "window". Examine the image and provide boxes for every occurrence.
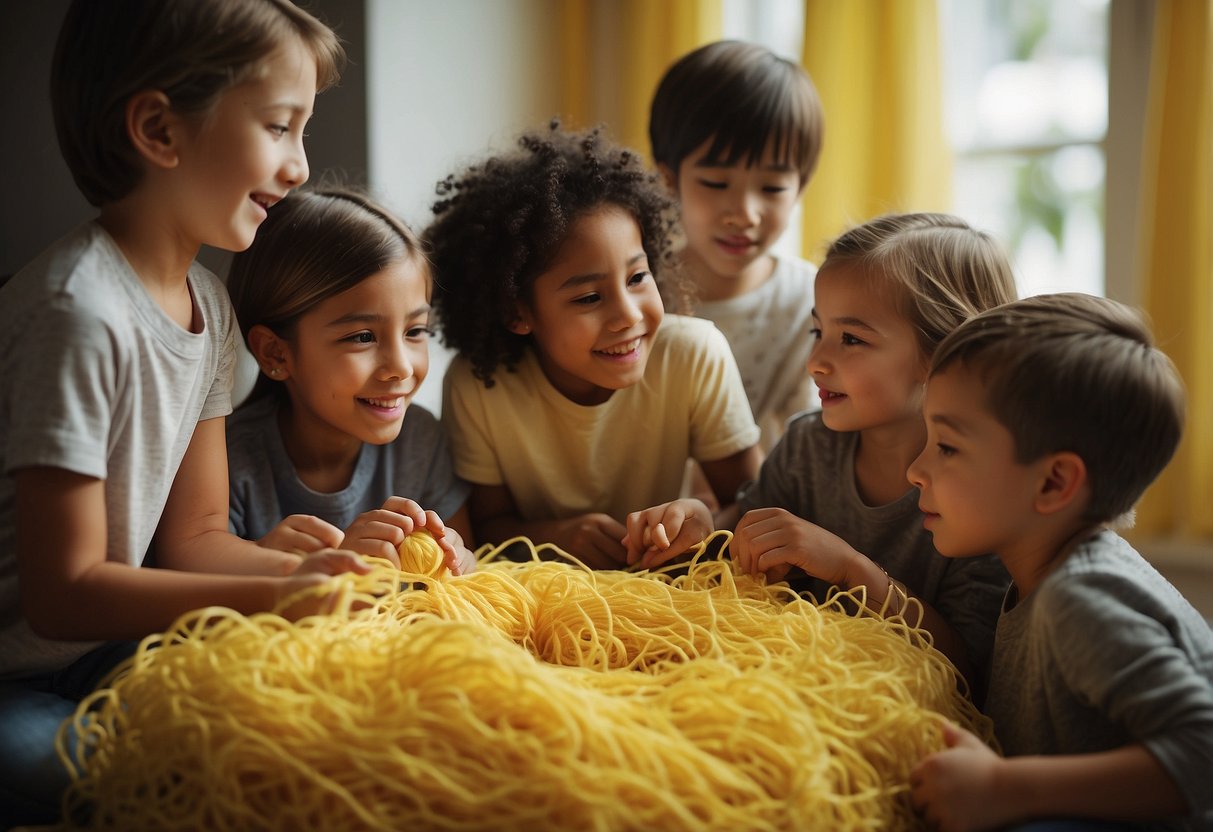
[940,0,1110,297]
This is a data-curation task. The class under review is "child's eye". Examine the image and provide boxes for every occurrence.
[937,443,957,457]
[696,179,726,190]
[808,327,822,340]
[406,325,433,340]
[627,271,651,286]
[343,331,375,344]
[762,185,789,194]
[572,292,601,306]
[840,332,865,346]
[268,124,289,137]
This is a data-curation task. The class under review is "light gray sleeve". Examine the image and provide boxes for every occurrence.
[1043,574,1213,819]
[737,414,813,514]
[5,299,119,480]
[225,407,282,542]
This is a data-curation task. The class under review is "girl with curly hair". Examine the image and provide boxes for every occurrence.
[426,123,761,569]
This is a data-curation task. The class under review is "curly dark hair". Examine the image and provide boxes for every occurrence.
[424,121,686,387]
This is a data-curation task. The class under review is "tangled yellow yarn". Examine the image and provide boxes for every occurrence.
[56,531,994,831]
[396,527,447,577]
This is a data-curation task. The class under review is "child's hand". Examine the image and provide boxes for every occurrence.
[731,507,859,586]
[552,513,628,570]
[258,514,344,554]
[622,499,713,569]
[435,525,478,576]
[340,497,447,567]
[275,548,372,620]
[911,722,1010,832]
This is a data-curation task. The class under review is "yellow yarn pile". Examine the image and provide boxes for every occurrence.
[56,532,993,831]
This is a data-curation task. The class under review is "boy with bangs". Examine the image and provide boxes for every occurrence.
[650,39,825,452]
[908,294,1212,831]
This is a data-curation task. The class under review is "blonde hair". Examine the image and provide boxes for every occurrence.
[52,0,344,206]
[821,213,1018,359]
[931,293,1185,524]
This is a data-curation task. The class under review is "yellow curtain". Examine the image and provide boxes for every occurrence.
[800,0,951,260]
[1132,0,1213,539]
[559,0,723,158]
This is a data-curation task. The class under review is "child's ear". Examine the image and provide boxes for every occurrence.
[1034,451,1088,515]
[125,90,181,169]
[247,324,292,381]
[656,163,677,192]
[508,303,534,336]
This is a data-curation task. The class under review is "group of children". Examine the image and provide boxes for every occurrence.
[0,1,1209,830]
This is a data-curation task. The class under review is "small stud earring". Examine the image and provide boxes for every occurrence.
[268,368,282,378]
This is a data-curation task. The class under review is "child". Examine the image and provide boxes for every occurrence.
[225,187,476,574]
[726,213,1018,688]
[425,123,762,570]
[909,293,1212,831]
[649,39,825,452]
[0,1,357,825]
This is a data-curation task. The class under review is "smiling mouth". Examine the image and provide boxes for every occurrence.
[596,337,642,356]
[359,396,404,409]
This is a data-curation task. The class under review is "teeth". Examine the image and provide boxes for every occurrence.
[599,338,641,356]
[363,397,402,408]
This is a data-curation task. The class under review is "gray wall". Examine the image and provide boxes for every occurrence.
[0,0,368,279]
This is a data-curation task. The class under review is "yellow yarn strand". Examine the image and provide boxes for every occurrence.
[56,531,993,831]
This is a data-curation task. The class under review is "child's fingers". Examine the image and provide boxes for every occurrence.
[421,509,447,535]
[380,496,427,527]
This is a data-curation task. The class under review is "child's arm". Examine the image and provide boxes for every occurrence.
[732,507,973,679]
[911,722,1188,831]
[701,445,762,529]
[469,483,628,569]
[15,465,367,641]
[155,418,315,576]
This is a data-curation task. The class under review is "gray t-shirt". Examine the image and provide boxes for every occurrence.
[0,222,236,678]
[227,395,470,541]
[738,411,1010,678]
[986,530,1213,830]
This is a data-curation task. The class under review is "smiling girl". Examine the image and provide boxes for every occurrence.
[225,187,475,574]
[728,212,1017,689]
[425,124,761,569]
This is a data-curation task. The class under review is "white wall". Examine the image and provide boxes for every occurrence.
[367,0,563,415]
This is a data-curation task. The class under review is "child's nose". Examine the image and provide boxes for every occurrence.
[725,190,759,227]
[282,144,309,188]
[610,293,643,329]
[906,451,928,488]
[379,339,414,380]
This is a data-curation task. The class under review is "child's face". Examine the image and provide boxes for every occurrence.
[513,205,664,406]
[808,263,929,435]
[280,256,431,447]
[668,137,802,293]
[908,366,1041,558]
[173,37,317,253]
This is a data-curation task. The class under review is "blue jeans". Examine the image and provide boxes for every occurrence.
[0,641,136,830]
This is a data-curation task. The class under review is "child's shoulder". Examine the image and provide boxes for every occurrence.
[1035,530,1209,638]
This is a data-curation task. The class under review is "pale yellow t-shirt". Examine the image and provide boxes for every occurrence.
[442,315,760,523]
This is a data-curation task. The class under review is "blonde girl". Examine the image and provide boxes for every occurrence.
[728,213,1018,689]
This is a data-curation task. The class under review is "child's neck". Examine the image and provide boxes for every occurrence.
[99,198,199,331]
[277,405,363,494]
[685,249,775,302]
[853,419,927,507]
[1001,521,1104,602]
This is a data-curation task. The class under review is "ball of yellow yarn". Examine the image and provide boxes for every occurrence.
[397,529,448,577]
